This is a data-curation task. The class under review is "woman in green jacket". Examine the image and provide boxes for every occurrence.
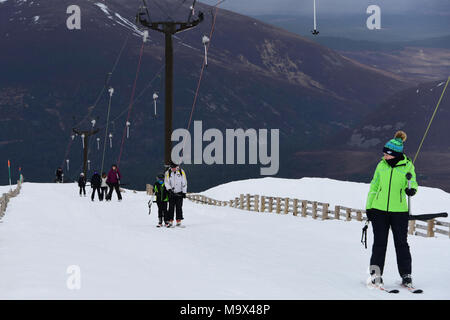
[366,131,418,289]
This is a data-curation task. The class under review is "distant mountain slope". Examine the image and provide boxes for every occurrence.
[289,80,450,191]
[0,0,408,191]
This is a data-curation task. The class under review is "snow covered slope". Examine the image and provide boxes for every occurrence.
[0,182,448,299]
[201,177,450,220]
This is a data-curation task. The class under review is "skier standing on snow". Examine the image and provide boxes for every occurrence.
[100,172,108,201]
[165,161,187,227]
[153,173,169,227]
[106,164,122,201]
[78,172,87,197]
[55,167,63,183]
[90,171,102,202]
[366,131,418,290]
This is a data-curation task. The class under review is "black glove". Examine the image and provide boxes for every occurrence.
[182,192,186,199]
[405,188,417,197]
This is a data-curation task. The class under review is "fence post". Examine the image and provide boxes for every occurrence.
[346,208,352,221]
[301,200,307,217]
[293,199,299,216]
[261,196,266,212]
[408,220,416,235]
[322,203,329,220]
[356,210,362,222]
[239,194,244,209]
[312,202,318,219]
[268,197,273,213]
[284,198,290,214]
[254,195,260,212]
[427,219,435,237]
[246,194,251,211]
[334,206,340,220]
[276,197,281,214]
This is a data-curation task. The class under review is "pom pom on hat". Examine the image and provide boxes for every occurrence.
[394,130,407,142]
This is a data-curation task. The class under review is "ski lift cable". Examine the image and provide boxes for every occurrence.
[181,1,221,163]
[116,42,146,167]
[73,33,131,129]
[60,34,131,169]
[151,0,175,21]
[413,76,450,164]
[60,136,74,169]
[141,0,152,22]
[185,2,220,132]
[101,88,115,174]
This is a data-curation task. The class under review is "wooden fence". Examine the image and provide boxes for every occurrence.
[0,179,23,221]
[186,193,449,239]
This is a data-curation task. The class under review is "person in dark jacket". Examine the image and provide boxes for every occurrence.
[106,164,122,201]
[153,173,169,227]
[90,171,102,201]
[366,131,418,290]
[55,167,63,183]
[78,173,86,196]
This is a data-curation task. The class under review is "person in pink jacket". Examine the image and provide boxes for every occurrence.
[106,164,122,201]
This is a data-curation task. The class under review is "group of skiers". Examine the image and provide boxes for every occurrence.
[75,164,122,201]
[54,130,421,289]
[153,161,187,228]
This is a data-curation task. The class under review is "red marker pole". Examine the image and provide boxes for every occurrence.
[8,160,12,190]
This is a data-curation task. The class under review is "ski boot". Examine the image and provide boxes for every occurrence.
[369,274,384,289]
[401,274,413,288]
[176,220,182,227]
[157,219,163,228]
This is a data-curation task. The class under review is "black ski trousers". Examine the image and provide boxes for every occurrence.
[156,201,168,223]
[100,187,108,201]
[168,195,183,221]
[91,187,101,201]
[106,183,122,201]
[79,186,86,195]
[368,209,412,277]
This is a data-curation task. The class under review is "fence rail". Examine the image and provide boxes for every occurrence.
[0,178,23,220]
[186,193,449,239]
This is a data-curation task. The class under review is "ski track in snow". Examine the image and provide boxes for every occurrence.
[0,182,448,299]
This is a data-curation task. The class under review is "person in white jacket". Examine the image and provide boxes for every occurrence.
[100,172,108,201]
[164,161,187,227]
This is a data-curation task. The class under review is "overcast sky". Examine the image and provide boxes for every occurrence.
[201,0,450,15]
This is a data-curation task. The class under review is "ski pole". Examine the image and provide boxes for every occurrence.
[409,212,448,221]
[406,172,412,214]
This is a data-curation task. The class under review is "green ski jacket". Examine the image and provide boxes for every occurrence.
[366,155,418,213]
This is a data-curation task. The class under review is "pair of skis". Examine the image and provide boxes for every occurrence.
[370,283,423,294]
[157,223,186,229]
